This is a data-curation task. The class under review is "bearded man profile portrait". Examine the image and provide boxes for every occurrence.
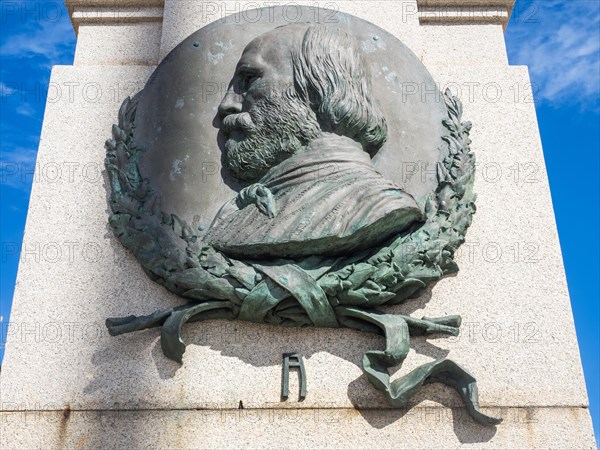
[204,23,424,258]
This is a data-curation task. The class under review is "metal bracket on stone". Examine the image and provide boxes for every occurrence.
[282,353,307,401]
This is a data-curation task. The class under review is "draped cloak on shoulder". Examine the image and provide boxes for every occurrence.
[204,134,424,258]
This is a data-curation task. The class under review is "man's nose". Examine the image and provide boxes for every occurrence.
[218,89,242,117]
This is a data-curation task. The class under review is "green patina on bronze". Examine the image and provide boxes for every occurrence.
[105,89,499,426]
[104,21,501,426]
[282,353,307,400]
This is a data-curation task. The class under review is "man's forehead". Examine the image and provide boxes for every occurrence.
[238,25,307,70]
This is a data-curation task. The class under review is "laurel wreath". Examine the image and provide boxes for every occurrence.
[103,88,501,426]
[106,88,474,317]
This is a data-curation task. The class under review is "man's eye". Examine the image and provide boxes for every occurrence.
[242,73,260,87]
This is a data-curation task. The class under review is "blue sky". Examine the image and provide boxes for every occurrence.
[1,0,598,437]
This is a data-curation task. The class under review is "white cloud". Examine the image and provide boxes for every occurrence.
[0,147,37,166]
[15,103,36,117]
[0,16,75,63]
[507,0,600,109]
[0,82,16,96]
[0,146,38,190]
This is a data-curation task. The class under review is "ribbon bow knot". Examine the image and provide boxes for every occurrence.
[237,183,277,219]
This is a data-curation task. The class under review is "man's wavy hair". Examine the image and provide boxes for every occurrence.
[291,24,388,156]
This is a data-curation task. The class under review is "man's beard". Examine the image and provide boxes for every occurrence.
[222,90,321,182]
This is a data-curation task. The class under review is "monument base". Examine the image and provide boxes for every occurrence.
[1,407,595,449]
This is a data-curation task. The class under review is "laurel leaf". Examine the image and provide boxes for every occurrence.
[389,278,426,303]
[346,264,376,286]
